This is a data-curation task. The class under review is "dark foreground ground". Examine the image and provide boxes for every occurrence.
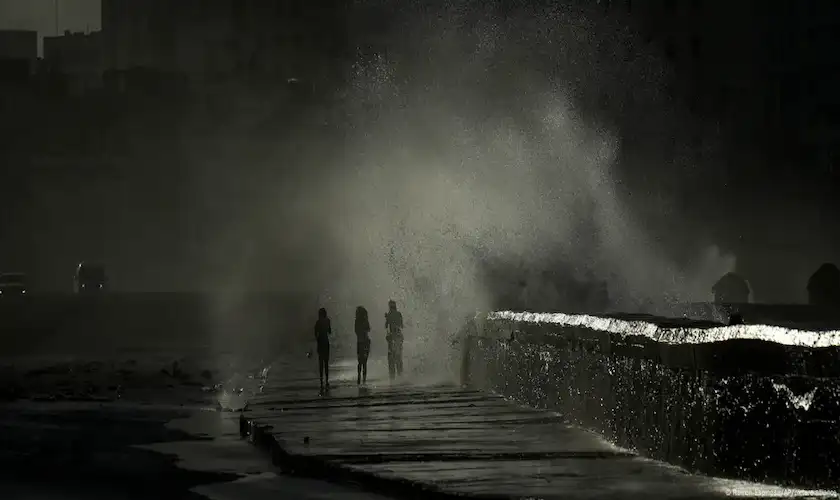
[0,353,392,500]
[0,401,236,499]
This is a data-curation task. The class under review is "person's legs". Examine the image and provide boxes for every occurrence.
[318,342,330,390]
[318,353,325,390]
[396,341,404,376]
[362,353,368,384]
[360,342,369,384]
[323,343,330,388]
[387,342,395,380]
[356,342,363,385]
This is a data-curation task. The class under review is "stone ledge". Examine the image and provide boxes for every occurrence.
[488,311,840,348]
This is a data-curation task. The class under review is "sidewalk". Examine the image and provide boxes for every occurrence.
[242,359,839,500]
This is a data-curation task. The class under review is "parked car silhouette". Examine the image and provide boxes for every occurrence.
[0,272,27,296]
[74,263,107,294]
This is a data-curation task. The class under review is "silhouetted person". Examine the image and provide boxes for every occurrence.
[728,312,744,325]
[314,307,331,393]
[355,306,371,386]
[593,279,610,312]
[385,299,404,380]
[712,272,751,304]
[807,263,840,307]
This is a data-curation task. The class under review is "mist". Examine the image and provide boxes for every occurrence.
[188,1,737,380]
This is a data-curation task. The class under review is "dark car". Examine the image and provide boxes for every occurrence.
[74,263,107,294]
[0,273,27,296]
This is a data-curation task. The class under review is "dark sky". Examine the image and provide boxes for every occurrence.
[1,0,839,305]
[0,0,100,53]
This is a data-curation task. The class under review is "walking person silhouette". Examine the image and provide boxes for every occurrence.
[385,299,404,381]
[314,307,332,394]
[355,306,371,386]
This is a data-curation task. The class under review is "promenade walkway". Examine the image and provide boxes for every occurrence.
[241,358,838,500]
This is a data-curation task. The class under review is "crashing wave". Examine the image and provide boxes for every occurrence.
[215,363,271,411]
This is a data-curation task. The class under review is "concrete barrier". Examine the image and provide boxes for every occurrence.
[669,302,840,331]
[463,311,840,489]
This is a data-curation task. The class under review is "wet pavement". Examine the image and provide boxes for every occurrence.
[244,359,840,499]
[0,356,394,499]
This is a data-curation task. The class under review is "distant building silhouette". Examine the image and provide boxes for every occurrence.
[43,31,104,94]
[0,30,37,85]
[807,263,840,307]
[0,30,37,61]
[100,0,350,84]
[712,272,751,304]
